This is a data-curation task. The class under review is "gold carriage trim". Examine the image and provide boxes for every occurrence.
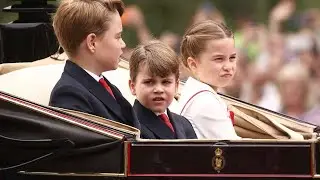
[212,148,225,173]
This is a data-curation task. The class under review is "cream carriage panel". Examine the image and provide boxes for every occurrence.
[0,58,180,112]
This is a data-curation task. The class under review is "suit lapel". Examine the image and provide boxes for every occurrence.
[107,80,140,128]
[167,110,184,139]
[64,61,126,123]
[133,100,174,139]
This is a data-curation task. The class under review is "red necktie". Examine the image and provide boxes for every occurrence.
[99,78,115,99]
[159,113,175,132]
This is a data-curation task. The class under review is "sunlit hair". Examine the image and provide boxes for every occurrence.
[130,40,180,82]
[53,0,124,57]
[277,62,309,85]
[277,62,312,108]
[180,20,234,69]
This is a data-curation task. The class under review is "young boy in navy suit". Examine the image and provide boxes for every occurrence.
[129,40,197,139]
[49,0,140,128]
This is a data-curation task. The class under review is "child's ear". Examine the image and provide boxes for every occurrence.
[128,79,136,95]
[187,57,197,72]
[86,33,97,53]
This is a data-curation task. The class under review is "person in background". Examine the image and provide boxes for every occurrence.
[277,62,310,119]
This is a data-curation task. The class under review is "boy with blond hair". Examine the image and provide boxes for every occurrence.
[129,40,197,139]
[49,0,140,128]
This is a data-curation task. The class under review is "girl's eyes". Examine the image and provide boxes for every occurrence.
[230,56,237,62]
[213,56,237,62]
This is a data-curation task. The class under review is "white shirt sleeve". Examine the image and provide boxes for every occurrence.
[182,92,240,140]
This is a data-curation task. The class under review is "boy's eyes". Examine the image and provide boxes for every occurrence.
[142,79,173,85]
[163,80,173,84]
[214,58,223,62]
[143,80,153,84]
[116,33,122,39]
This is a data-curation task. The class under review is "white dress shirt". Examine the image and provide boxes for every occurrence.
[178,77,240,140]
[84,69,104,82]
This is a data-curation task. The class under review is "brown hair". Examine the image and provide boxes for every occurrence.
[180,20,234,68]
[53,0,124,57]
[130,40,180,82]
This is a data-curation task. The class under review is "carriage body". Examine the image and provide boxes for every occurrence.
[1,89,320,180]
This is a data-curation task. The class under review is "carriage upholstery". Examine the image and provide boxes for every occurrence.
[0,57,180,111]
[0,53,67,75]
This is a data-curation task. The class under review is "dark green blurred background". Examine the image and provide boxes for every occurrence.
[1,0,319,47]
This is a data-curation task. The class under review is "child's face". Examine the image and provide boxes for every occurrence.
[129,64,178,114]
[94,11,126,71]
[188,38,237,89]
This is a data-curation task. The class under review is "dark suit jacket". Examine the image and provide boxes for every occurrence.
[133,100,197,139]
[49,60,140,129]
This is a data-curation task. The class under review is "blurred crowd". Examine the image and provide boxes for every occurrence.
[120,0,320,125]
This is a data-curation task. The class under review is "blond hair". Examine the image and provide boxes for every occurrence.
[53,0,124,57]
[130,40,180,82]
[180,20,233,68]
[277,62,312,109]
[277,62,309,84]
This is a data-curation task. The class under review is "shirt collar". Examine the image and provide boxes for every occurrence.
[155,110,167,116]
[188,76,218,94]
[84,69,102,82]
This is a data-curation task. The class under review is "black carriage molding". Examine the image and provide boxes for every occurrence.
[0,0,59,64]
[2,0,56,23]
[0,90,139,178]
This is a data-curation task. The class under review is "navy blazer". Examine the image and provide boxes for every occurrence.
[49,60,140,129]
[133,100,197,139]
